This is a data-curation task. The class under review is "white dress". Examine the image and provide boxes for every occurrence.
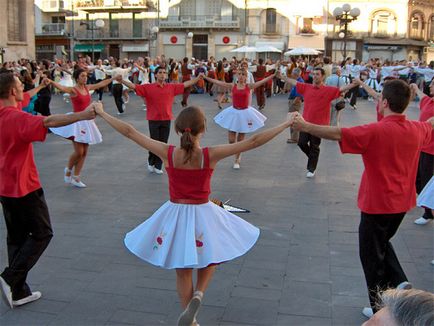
[124,146,260,269]
[214,85,266,133]
[417,176,434,209]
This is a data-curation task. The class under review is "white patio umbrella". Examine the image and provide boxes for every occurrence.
[255,45,282,53]
[284,47,322,56]
[230,45,257,53]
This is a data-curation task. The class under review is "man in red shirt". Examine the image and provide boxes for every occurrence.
[0,72,96,308]
[283,67,357,177]
[291,79,433,318]
[118,66,202,174]
[410,81,434,225]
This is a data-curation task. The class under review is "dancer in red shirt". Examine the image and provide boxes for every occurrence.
[292,79,433,318]
[49,68,115,187]
[204,69,275,169]
[0,72,95,308]
[94,103,295,326]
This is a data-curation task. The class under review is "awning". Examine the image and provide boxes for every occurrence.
[122,44,149,52]
[74,44,105,52]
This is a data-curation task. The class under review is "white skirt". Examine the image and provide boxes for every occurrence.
[214,106,266,133]
[366,78,381,92]
[417,176,434,209]
[50,114,102,145]
[124,201,260,269]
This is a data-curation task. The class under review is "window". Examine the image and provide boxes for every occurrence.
[180,0,195,17]
[429,15,434,40]
[132,13,142,37]
[51,16,65,24]
[371,11,396,37]
[410,12,424,39]
[265,8,276,34]
[8,0,26,42]
[109,13,119,38]
[301,18,314,34]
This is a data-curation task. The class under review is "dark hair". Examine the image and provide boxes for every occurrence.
[258,58,264,65]
[382,79,410,113]
[313,67,325,76]
[73,68,86,81]
[217,61,223,73]
[174,106,207,164]
[323,57,330,64]
[183,57,188,63]
[0,72,16,99]
[154,66,166,74]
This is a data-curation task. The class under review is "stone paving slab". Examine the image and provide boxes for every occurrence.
[0,91,432,325]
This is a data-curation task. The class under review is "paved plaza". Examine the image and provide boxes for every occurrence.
[0,91,433,325]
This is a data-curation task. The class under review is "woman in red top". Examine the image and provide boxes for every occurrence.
[49,68,114,187]
[204,69,276,169]
[95,104,295,326]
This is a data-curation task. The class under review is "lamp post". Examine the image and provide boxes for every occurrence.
[80,19,105,62]
[333,4,360,59]
[148,26,159,57]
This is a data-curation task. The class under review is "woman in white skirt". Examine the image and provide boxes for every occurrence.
[417,175,434,265]
[49,68,115,187]
[94,104,295,326]
[204,69,276,169]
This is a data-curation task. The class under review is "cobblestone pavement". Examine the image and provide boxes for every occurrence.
[0,91,432,326]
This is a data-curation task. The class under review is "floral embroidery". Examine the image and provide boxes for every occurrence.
[196,233,204,253]
[153,231,166,250]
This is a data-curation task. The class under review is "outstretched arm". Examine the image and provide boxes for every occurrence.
[339,81,359,93]
[183,73,203,88]
[354,78,380,100]
[209,113,295,167]
[95,103,168,160]
[43,103,96,128]
[203,75,233,89]
[249,72,276,90]
[410,83,427,100]
[117,75,136,90]
[26,78,50,98]
[292,112,342,141]
[278,73,297,88]
[49,80,75,94]
[87,77,114,91]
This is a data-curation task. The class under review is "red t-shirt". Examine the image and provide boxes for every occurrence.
[375,102,384,122]
[0,106,47,197]
[135,83,184,121]
[296,83,340,125]
[419,96,434,155]
[339,115,432,214]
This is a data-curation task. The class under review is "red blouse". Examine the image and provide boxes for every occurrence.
[166,145,214,202]
[70,87,91,113]
[232,85,250,109]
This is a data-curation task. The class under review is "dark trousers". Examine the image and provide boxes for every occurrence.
[0,188,53,300]
[148,120,171,170]
[348,85,359,106]
[95,79,104,101]
[255,84,265,107]
[359,212,407,312]
[34,96,51,116]
[111,84,124,113]
[181,86,191,106]
[298,132,322,172]
[416,151,434,219]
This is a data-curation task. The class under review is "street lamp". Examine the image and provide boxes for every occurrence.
[148,26,159,57]
[333,4,360,59]
[80,19,105,62]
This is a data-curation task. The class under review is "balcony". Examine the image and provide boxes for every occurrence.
[75,29,148,40]
[75,0,155,12]
[37,23,67,36]
[298,27,317,36]
[159,16,240,29]
[40,0,64,12]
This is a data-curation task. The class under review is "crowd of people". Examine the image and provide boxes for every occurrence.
[0,53,433,325]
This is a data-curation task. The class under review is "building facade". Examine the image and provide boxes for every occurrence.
[0,0,35,63]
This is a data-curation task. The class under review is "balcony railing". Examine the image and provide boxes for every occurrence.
[75,29,148,39]
[160,15,240,29]
[75,0,152,9]
[37,23,67,36]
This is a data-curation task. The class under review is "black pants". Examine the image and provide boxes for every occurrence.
[34,96,51,116]
[0,188,53,300]
[348,85,359,106]
[148,120,171,170]
[111,84,124,113]
[416,151,434,219]
[359,212,407,312]
[298,131,321,173]
[95,79,104,101]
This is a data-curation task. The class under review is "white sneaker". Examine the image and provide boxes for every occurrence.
[122,103,126,111]
[154,168,163,175]
[177,291,203,326]
[0,276,13,309]
[306,171,315,178]
[233,163,240,169]
[70,176,87,188]
[64,167,72,183]
[362,307,373,318]
[397,281,412,290]
[12,291,41,306]
[147,163,154,173]
[414,217,431,225]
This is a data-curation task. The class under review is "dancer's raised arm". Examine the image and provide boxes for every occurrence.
[203,75,233,89]
[209,113,295,165]
[94,102,169,160]
[249,71,276,90]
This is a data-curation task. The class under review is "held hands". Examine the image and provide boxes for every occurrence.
[291,112,307,131]
[41,77,51,87]
[409,83,419,93]
[93,101,104,115]
[80,102,98,120]
[114,74,123,82]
